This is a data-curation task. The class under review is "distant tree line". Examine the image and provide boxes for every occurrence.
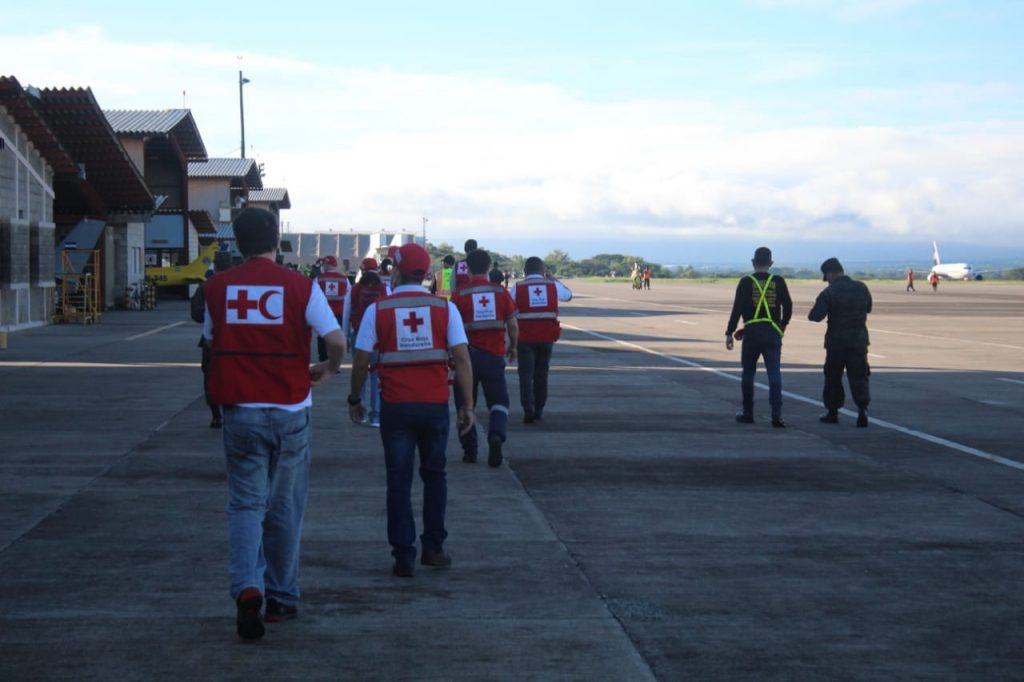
[425,242,1024,280]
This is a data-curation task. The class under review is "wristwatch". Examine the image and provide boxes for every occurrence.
[347,395,362,405]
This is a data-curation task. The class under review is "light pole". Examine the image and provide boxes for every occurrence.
[239,71,250,158]
[422,216,428,247]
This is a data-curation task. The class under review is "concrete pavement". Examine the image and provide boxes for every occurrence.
[1,280,1023,680]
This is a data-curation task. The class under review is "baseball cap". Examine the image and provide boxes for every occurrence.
[395,243,431,278]
[820,257,843,281]
[360,257,379,272]
[387,245,399,259]
[321,255,337,267]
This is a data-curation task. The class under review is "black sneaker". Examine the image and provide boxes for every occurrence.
[462,451,477,464]
[392,561,415,578]
[856,409,869,428]
[487,434,503,468]
[210,416,222,428]
[264,598,298,623]
[523,413,536,424]
[421,548,452,568]
[235,588,265,640]
[819,411,839,424]
[735,412,754,424]
[771,417,786,428]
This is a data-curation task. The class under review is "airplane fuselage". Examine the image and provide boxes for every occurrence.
[930,263,974,281]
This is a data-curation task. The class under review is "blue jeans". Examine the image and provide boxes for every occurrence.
[223,406,311,605]
[740,324,783,418]
[361,353,382,422]
[379,402,449,565]
[453,347,510,455]
[517,341,554,417]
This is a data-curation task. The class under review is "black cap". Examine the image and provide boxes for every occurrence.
[752,247,772,266]
[820,257,843,281]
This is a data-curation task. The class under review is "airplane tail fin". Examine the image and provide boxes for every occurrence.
[932,240,940,266]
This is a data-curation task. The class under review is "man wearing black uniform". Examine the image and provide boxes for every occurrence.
[808,257,873,427]
[725,247,793,427]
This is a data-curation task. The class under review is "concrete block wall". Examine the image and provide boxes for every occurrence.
[1,220,30,286]
[30,224,55,285]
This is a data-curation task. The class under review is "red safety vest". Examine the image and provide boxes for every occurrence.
[515,277,560,343]
[454,260,471,289]
[452,277,515,356]
[205,258,313,405]
[351,279,387,334]
[317,271,349,316]
[375,291,451,403]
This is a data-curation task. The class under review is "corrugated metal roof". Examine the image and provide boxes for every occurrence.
[247,187,290,208]
[188,158,263,189]
[215,223,235,240]
[188,209,217,234]
[104,109,207,160]
[0,76,78,175]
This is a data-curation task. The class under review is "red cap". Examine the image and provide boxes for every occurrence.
[387,245,399,259]
[321,255,337,267]
[360,257,378,271]
[395,243,431,278]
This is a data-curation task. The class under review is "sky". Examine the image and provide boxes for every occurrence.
[2,0,1023,265]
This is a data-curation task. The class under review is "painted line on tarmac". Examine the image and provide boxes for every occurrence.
[564,322,1024,473]
[578,295,727,315]
[872,327,1024,352]
[997,377,1024,387]
[868,353,887,359]
[125,321,185,341]
[676,319,698,326]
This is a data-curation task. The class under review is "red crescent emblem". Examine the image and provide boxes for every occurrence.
[258,291,283,320]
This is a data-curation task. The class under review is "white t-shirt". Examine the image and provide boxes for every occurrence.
[355,284,468,353]
[204,280,340,411]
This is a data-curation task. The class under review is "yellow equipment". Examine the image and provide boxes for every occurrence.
[146,241,220,287]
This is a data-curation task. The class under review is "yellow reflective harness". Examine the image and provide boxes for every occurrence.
[747,274,783,336]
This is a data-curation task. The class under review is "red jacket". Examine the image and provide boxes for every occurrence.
[515,278,561,343]
[205,258,313,405]
[317,271,349,316]
[451,276,516,356]
[375,291,451,403]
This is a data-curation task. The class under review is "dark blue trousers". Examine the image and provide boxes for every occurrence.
[379,402,449,565]
[740,323,783,418]
[453,347,510,455]
[517,341,554,418]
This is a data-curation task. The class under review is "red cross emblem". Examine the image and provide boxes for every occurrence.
[479,296,490,308]
[403,311,425,333]
[533,287,543,296]
[228,289,259,319]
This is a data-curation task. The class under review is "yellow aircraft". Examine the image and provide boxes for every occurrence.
[146,241,222,287]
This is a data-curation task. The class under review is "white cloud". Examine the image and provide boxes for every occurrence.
[2,25,1022,255]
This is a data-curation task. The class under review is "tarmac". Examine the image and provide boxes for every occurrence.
[1,278,1022,680]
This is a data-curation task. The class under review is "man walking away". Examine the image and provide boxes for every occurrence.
[451,249,519,466]
[348,243,475,578]
[510,256,572,423]
[809,257,873,427]
[349,258,390,427]
[431,254,456,299]
[204,208,346,639]
[314,255,351,363]
[725,247,792,427]
[454,239,477,290]
[906,268,916,292]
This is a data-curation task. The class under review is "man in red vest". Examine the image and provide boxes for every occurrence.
[450,248,518,466]
[314,255,351,363]
[510,256,573,423]
[347,243,475,577]
[204,208,346,640]
[454,238,477,290]
[349,258,391,426]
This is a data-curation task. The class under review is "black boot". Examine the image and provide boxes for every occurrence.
[819,410,839,424]
[856,409,869,428]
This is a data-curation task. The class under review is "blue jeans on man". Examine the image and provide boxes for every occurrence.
[379,402,449,566]
[453,347,509,456]
[223,406,311,606]
[740,323,783,419]
[517,341,554,419]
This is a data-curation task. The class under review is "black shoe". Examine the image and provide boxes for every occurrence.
[487,434,503,467]
[462,451,477,464]
[210,416,222,428]
[392,561,415,578]
[735,412,754,424]
[420,548,452,568]
[264,598,298,623]
[235,588,265,640]
[856,409,869,428]
[771,417,786,428]
[819,411,839,424]
[523,413,536,424]
[534,410,544,422]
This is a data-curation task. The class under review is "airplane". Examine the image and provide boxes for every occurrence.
[927,241,977,281]
[146,240,223,287]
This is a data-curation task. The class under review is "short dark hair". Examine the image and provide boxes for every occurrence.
[753,246,772,266]
[466,249,491,274]
[442,254,455,266]
[379,257,392,273]
[233,208,279,257]
[464,239,477,252]
[489,269,504,284]
[524,256,545,274]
